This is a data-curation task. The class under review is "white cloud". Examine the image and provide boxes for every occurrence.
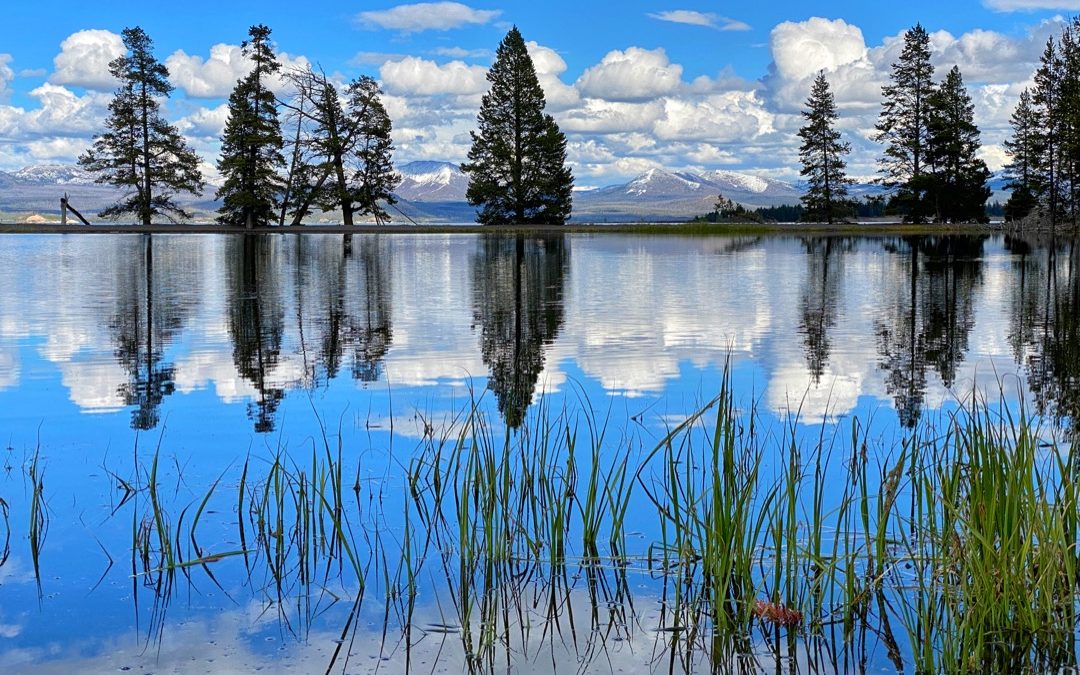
[526,42,580,110]
[560,99,665,135]
[576,47,683,101]
[0,55,14,101]
[930,24,1053,84]
[647,10,751,31]
[356,2,501,33]
[431,46,492,59]
[165,44,310,98]
[176,103,230,138]
[0,83,110,137]
[654,92,775,142]
[166,45,249,98]
[379,56,489,96]
[983,0,1080,10]
[771,18,868,82]
[49,29,124,91]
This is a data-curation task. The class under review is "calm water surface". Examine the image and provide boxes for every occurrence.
[0,232,1075,672]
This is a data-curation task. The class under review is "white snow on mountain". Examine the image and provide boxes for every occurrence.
[394,161,469,202]
[9,164,96,186]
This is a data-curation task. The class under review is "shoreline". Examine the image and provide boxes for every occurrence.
[0,221,1006,236]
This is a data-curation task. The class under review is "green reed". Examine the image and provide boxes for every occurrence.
[79,370,1080,672]
[27,445,47,589]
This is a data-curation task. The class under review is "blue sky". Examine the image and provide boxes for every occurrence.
[1,1,1077,183]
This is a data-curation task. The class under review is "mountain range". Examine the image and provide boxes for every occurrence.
[0,162,1010,223]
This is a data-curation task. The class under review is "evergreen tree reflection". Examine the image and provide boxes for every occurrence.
[292,235,393,389]
[1008,238,1080,433]
[110,235,198,429]
[228,235,285,433]
[472,235,568,428]
[798,237,847,383]
[876,236,985,427]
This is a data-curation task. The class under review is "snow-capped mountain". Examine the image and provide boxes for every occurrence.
[4,160,1005,222]
[8,164,97,186]
[573,168,804,220]
[395,161,469,202]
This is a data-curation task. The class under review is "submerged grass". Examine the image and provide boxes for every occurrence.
[18,369,1080,672]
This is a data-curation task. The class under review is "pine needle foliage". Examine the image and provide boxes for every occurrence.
[78,27,204,224]
[216,25,286,228]
[797,72,852,224]
[462,26,573,225]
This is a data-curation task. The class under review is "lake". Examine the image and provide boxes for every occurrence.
[0,232,1076,673]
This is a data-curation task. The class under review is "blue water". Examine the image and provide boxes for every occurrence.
[0,232,1073,672]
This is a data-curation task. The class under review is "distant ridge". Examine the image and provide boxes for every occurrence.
[0,161,1010,223]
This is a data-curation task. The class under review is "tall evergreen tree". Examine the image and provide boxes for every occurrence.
[925,66,991,223]
[78,27,203,224]
[797,72,852,223]
[876,24,936,223]
[1004,89,1041,221]
[1060,20,1080,226]
[344,77,400,224]
[217,25,285,229]
[1032,37,1064,230]
[462,26,573,225]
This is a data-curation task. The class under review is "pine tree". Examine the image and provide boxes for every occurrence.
[1060,20,1080,226]
[217,25,285,229]
[78,27,203,224]
[797,72,852,224]
[344,77,399,224]
[925,66,991,223]
[1032,37,1064,230]
[280,70,399,225]
[876,24,935,223]
[1004,89,1041,221]
[462,26,573,225]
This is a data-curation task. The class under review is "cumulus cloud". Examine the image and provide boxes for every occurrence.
[164,44,310,98]
[771,18,868,82]
[647,10,750,31]
[431,46,492,59]
[356,2,501,33]
[0,84,110,137]
[928,25,1050,83]
[176,103,230,138]
[983,0,1080,9]
[49,29,124,90]
[379,56,489,96]
[526,42,579,109]
[576,47,684,101]
[0,55,13,101]
[654,92,775,142]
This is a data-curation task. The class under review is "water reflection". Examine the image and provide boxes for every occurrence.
[875,236,986,427]
[472,235,569,429]
[5,233,1080,432]
[797,237,847,384]
[109,235,201,429]
[291,235,393,389]
[1009,238,1080,435]
[228,235,286,433]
